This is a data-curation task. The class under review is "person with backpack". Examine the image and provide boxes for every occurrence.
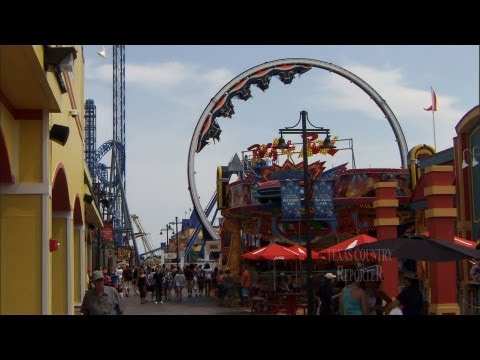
[174,269,187,301]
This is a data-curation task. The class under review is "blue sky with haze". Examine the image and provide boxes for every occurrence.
[83,45,479,252]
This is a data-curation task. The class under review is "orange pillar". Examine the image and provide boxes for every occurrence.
[373,182,399,298]
[222,218,242,277]
[424,165,460,315]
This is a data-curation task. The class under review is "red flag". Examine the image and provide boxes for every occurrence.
[424,88,437,111]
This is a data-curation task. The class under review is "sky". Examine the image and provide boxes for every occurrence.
[83,45,479,253]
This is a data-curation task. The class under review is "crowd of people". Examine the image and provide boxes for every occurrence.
[81,261,446,315]
[315,270,425,315]
[82,263,224,314]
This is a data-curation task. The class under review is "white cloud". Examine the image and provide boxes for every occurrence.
[308,64,467,154]
[127,62,191,88]
[88,60,234,95]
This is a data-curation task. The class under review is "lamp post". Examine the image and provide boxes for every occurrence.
[277,110,335,315]
[160,224,174,265]
[170,217,181,268]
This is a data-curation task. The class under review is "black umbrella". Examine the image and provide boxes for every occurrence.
[353,234,480,262]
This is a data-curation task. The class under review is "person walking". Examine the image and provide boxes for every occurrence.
[137,269,148,304]
[174,269,187,301]
[154,267,164,304]
[81,270,124,315]
[122,265,132,297]
[240,267,251,306]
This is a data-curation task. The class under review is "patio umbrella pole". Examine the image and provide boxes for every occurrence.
[296,260,298,285]
[273,261,276,291]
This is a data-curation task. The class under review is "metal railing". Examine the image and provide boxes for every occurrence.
[459,282,480,315]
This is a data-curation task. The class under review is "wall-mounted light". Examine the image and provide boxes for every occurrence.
[70,109,79,117]
[462,146,480,169]
[49,124,70,146]
[45,46,77,72]
[44,46,77,93]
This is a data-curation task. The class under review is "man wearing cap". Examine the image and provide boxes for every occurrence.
[316,273,336,315]
[81,270,125,315]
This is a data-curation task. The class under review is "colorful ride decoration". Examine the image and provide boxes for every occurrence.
[221,158,415,246]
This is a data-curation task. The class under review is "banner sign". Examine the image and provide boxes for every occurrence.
[102,221,114,242]
[333,170,411,198]
[281,180,302,220]
[228,183,253,208]
[312,180,334,219]
[205,240,221,253]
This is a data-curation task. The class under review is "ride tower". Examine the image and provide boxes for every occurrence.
[91,45,139,264]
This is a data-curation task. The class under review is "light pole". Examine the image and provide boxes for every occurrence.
[160,224,174,265]
[170,217,181,268]
[277,110,335,315]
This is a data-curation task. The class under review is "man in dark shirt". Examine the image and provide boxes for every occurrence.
[386,271,424,315]
[316,273,336,315]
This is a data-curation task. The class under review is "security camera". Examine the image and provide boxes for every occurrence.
[70,109,78,117]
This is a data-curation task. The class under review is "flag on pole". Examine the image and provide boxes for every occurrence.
[424,88,437,111]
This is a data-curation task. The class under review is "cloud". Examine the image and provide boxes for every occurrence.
[307,64,467,153]
[87,60,234,94]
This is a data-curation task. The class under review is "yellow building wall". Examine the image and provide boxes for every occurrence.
[0,103,18,177]
[32,45,44,70]
[51,217,67,314]
[51,46,85,217]
[74,229,80,303]
[49,46,87,313]
[1,45,93,314]
[0,195,42,314]
[18,120,42,183]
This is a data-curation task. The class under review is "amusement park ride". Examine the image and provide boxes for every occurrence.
[85,46,139,264]
[131,214,161,263]
[184,58,440,315]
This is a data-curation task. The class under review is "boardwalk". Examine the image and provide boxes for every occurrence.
[122,290,252,315]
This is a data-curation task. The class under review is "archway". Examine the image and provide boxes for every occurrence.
[51,164,70,314]
[72,195,83,304]
[188,58,408,240]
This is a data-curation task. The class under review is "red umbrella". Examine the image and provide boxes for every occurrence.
[289,244,322,260]
[422,232,476,248]
[242,243,302,261]
[318,234,377,261]
[242,243,302,291]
